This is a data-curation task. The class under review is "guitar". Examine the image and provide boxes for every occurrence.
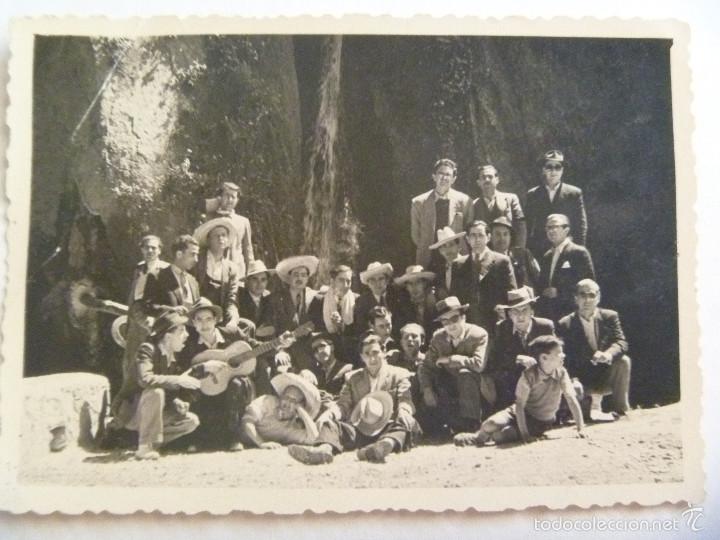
[189,321,315,396]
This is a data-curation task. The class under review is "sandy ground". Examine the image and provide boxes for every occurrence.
[18,403,682,489]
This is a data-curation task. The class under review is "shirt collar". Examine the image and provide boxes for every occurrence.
[473,247,489,261]
[545,182,562,195]
[171,264,187,279]
[554,237,571,252]
[579,309,599,323]
[536,364,563,381]
[434,190,450,201]
[514,319,533,336]
[158,342,174,363]
[198,328,225,348]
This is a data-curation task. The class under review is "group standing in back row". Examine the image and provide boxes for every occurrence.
[104,148,631,464]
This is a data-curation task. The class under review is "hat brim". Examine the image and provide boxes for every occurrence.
[271,373,321,419]
[394,272,436,286]
[193,217,238,247]
[239,268,276,281]
[276,256,320,284]
[497,297,539,310]
[150,315,189,337]
[359,264,394,285]
[434,304,470,322]
[429,231,466,250]
[350,391,394,437]
[111,315,128,348]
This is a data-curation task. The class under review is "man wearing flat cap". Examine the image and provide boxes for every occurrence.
[489,217,540,290]
[192,218,241,329]
[417,296,491,436]
[486,287,555,410]
[353,261,403,339]
[111,311,202,460]
[525,150,588,259]
[204,181,254,278]
[411,158,474,268]
[473,164,527,248]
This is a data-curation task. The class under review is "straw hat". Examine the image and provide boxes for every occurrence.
[270,372,322,419]
[429,226,466,250]
[193,217,237,248]
[350,391,394,437]
[496,286,539,310]
[359,261,394,285]
[275,255,320,284]
[394,265,436,286]
[111,315,128,348]
[241,259,276,281]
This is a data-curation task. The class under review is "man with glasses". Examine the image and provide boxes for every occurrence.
[417,296,491,437]
[525,150,588,258]
[558,279,631,421]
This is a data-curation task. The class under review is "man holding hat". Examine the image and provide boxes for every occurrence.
[143,234,201,317]
[489,217,540,290]
[428,226,467,301]
[411,158,474,268]
[237,260,276,337]
[537,214,596,322]
[394,265,440,340]
[353,261,402,338]
[473,164,527,248]
[111,311,202,460]
[203,181,254,277]
[192,218,241,329]
[418,296,490,436]
[525,150,588,258]
[300,332,354,398]
[272,255,321,372]
[487,286,556,410]
[311,334,418,464]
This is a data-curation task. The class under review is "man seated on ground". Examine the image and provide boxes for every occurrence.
[290,334,418,465]
[192,218,241,329]
[417,296,490,437]
[489,217,540,291]
[300,333,354,398]
[394,265,439,340]
[487,287,555,410]
[428,226,467,301]
[177,298,277,451]
[537,214,595,322]
[367,305,399,355]
[558,279,631,421]
[240,372,322,449]
[454,335,585,447]
[387,323,426,372]
[111,311,202,460]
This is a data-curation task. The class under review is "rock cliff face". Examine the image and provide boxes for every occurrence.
[27,35,677,405]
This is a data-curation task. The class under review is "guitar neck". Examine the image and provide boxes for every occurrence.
[227,323,313,367]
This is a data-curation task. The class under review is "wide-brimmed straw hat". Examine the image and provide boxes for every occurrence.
[350,391,394,437]
[429,226,466,250]
[150,310,189,337]
[240,259,276,281]
[434,296,470,322]
[275,255,320,284]
[359,261,394,285]
[394,265,436,286]
[270,372,321,419]
[187,297,223,321]
[111,315,129,348]
[496,286,538,310]
[193,217,237,247]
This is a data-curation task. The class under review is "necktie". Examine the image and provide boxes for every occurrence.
[445,263,452,290]
[180,272,192,302]
[296,292,304,319]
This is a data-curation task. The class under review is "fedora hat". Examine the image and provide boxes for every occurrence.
[275,255,320,284]
[359,261,394,285]
[434,296,469,321]
[429,226,466,250]
[111,315,129,348]
[271,372,321,419]
[539,149,564,164]
[350,391,394,437]
[490,216,513,231]
[150,310,189,337]
[193,217,237,248]
[187,297,223,321]
[497,286,539,310]
[394,265,436,286]
[241,259,276,281]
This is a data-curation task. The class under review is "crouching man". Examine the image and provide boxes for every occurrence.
[454,335,585,446]
[112,311,202,460]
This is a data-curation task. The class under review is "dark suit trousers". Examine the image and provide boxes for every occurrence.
[315,419,411,453]
[189,376,255,448]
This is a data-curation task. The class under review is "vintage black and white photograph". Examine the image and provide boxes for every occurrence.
[1,16,701,514]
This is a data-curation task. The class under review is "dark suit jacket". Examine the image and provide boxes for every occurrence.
[429,255,466,301]
[143,265,200,316]
[488,317,555,374]
[236,287,275,331]
[489,246,541,291]
[450,250,517,333]
[394,289,440,343]
[194,250,240,325]
[473,191,527,247]
[537,241,596,321]
[308,358,353,397]
[272,285,320,333]
[353,285,404,338]
[525,182,588,258]
[557,308,629,387]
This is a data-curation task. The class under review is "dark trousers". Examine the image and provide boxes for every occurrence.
[315,419,412,454]
[188,376,254,448]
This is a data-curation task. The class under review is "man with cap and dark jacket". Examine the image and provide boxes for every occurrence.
[489,216,540,291]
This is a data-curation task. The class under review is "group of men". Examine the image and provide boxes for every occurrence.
[105,148,632,464]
